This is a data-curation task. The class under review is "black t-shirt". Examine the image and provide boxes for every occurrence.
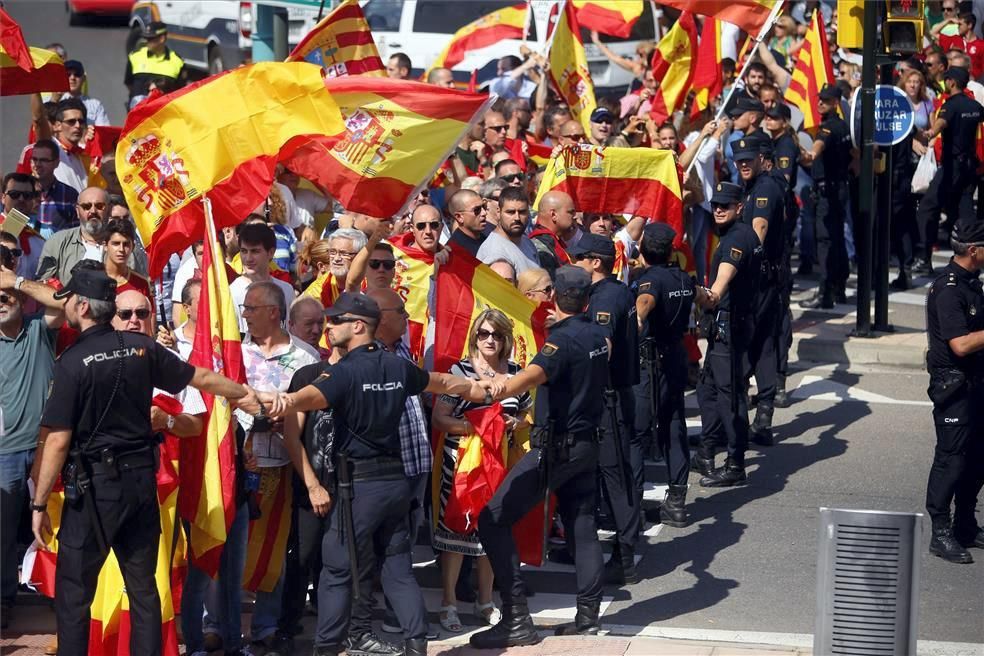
[310,342,429,459]
[636,263,695,348]
[741,172,786,265]
[289,361,335,497]
[938,92,984,161]
[709,221,761,315]
[449,229,486,257]
[587,276,639,388]
[42,324,195,454]
[529,314,610,435]
[926,260,984,374]
[813,113,852,183]
[773,131,799,189]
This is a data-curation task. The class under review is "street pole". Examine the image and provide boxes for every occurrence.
[852,0,877,338]
[874,61,894,332]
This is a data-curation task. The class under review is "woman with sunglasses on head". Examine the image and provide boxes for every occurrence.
[101,218,152,301]
[431,309,533,634]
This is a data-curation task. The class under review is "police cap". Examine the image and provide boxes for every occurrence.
[758,135,775,157]
[952,218,984,244]
[554,265,592,299]
[144,21,168,39]
[942,66,970,88]
[765,103,791,120]
[569,233,616,259]
[818,84,842,101]
[52,265,117,301]
[325,292,381,321]
[642,222,676,247]
[710,182,743,205]
[727,96,765,118]
[732,136,762,161]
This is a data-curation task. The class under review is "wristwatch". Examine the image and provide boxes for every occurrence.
[166,414,176,431]
[14,276,25,290]
[31,501,47,512]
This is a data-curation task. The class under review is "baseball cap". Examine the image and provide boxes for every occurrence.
[324,292,381,320]
[942,67,970,87]
[553,265,592,299]
[53,265,117,302]
[589,107,615,123]
[643,222,676,247]
[64,60,85,76]
[568,233,616,259]
[710,182,743,205]
[144,21,168,39]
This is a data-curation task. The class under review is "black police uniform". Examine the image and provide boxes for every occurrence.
[42,320,195,656]
[770,126,800,404]
[307,340,430,653]
[924,227,984,563]
[696,183,762,485]
[474,270,610,645]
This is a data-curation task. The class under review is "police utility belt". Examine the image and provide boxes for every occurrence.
[530,424,596,460]
[333,454,404,483]
[63,446,156,504]
[927,367,983,406]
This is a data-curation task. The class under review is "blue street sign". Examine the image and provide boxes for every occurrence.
[850,85,916,147]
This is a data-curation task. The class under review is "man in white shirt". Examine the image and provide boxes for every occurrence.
[52,98,88,193]
[229,223,296,334]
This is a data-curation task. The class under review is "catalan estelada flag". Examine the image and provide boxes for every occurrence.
[659,0,778,40]
[116,61,344,277]
[0,6,32,70]
[690,16,723,118]
[286,0,384,77]
[548,0,596,134]
[427,3,527,73]
[785,10,835,133]
[649,11,698,125]
[0,46,68,96]
[389,231,435,362]
[182,201,244,577]
[535,145,684,244]
[572,0,643,39]
[243,466,293,592]
[283,77,491,220]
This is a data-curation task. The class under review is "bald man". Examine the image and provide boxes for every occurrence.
[448,189,488,256]
[408,204,443,254]
[483,110,508,152]
[489,259,517,286]
[112,289,154,336]
[529,191,576,279]
[557,119,587,147]
[427,67,455,89]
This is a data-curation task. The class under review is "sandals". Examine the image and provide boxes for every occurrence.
[476,601,502,626]
[440,604,463,633]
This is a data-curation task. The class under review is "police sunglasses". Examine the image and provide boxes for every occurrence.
[116,308,151,320]
[326,315,362,326]
[368,259,396,270]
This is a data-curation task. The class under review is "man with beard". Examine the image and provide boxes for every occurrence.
[476,186,540,274]
[448,189,489,256]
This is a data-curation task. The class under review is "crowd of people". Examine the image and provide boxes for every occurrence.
[1,1,984,655]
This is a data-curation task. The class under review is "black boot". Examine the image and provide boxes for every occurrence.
[800,289,833,309]
[603,543,638,585]
[343,632,404,656]
[889,269,911,290]
[700,457,747,488]
[929,524,973,563]
[554,599,601,636]
[834,286,848,304]
[469,603,541,649]
[774,375,790,408]
[660,485,688,528]
[404,638,427,656]
[691,453,715,476]
[750,407,775,446]
[313,646,342,656]
[956,528,984,549]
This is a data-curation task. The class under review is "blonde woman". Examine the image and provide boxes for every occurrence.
[432,309,533,632]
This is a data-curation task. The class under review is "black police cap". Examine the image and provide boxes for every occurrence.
[569,233,616,259]
[325,292,381,320]
[52,264,117,302]
[758,136,774,157]
[818,84,842,101]
[732,136,762,161]
[727,96,765,118]
[710,182,743,205]
[953,219,984,244]
[643,222,676,246]
[942,66,970,87]
[144,21,168,39]
[765,103,791,120]
[554,265,592,298]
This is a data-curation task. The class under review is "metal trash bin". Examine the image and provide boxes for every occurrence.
[814,508,923,655]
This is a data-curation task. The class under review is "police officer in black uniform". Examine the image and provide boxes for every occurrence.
[694,183,762,487]
[923,219,984,565]
[569,233,640,585]
[268,292,485,656]
[468,266,610,648]
[29,266,257,656]
[801,84,853,309]
[733,135,785,445]
[634,223,696,525]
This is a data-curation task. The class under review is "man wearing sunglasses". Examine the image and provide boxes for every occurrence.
[493,159,526,189]
[2,173,45,280]
[364,243,397,290]
[588,107,614,147]
[448,189,489,257]
[60,60,110,128]
[51,98,88,194]
[110,289,153,335]
[406,204,445,255]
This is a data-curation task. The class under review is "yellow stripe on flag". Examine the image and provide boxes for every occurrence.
[548,1,597,134]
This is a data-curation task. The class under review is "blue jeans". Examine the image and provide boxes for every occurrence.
[183,503,249,652]
[0,449,34,605]
[248,573,285,641]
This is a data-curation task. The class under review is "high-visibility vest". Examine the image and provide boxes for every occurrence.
[128,47,184,79]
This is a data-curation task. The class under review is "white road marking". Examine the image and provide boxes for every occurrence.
[792,374,933,407]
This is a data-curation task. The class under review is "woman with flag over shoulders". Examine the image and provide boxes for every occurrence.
[431,308,533,634]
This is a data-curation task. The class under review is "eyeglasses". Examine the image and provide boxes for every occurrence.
[78,201,106,211]
[500,173,526,183]
[60,118,84,126]
[326,315,361,325]
[368,259,396,270]
[485,124,508,133]
[328,248,358,258]
[31,157,56,164]
[477,329,505,342]
[4,190,36,200]
[414,221,441,231]
[529,284,553,295]
[116,308,151,320]
[240,303,276,313]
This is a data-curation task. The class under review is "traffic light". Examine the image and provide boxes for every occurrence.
[884,0,924,54]
[837,0,864,49]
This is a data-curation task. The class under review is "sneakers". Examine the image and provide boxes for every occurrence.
[344,631,404,656]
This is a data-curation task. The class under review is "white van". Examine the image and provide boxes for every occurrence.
[362,0,658,93]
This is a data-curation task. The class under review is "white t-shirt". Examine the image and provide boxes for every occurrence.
[230,275,296,334]
[54,141,87,193]
[293,188,330,228]
[476,231,540,274]
[170,255,200,304]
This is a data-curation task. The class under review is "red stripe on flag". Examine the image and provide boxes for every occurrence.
[575,4,639,39]
[335,29,378,48]
[442,24,525,69]
[433,245,479,374]
[325,77,490,122]
[0,7,33,71]
[244,469,289,591]
[0,61,68,96]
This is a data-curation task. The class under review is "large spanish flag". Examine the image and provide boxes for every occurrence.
[534,145,684,244]
[389,231,435,362]
[284,77,491,220]
[690,16,724,118]
[572,0,643,39]
[785,9,835,133]
[0,46,68,96]
[116,62,345,277]
[649,11,698,125]
[659,0,778,39]
[286,0,384,77]
[427,3,527,73]
[548,1,597,134]
[182,201,245,577]
[0,6,32,71]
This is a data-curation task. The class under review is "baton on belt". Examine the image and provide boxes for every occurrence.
[336,452,360,601]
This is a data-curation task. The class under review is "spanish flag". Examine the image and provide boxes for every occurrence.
[286,0,384,77]
[116,62,345,277]
[506,137,552,171]
[785,10,835,133]
[534,145,684,245]
[649,11,698,125]
[0,46,68,96]
[427,3,527,73]
[572,0,643,39]
[547,1,597,134]
[181,201,244,577]
[389,231,436,363]
[283,77,491,220]
[690,16,724,118]
[659,0,778,40]
[441,404,508,534]
[0,6,32,71]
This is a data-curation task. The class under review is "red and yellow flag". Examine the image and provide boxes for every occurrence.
[0,6,32,71]
[243,466,293,592]
[572,0,643,39]
[659,0,777,39]
[534,145,684,245]
[286,0,384,77]
[548,1,597,134]
[427,3,527,73]
[116,61,344,277]
[283,77,491,220]
[0,46,68,96]
[505,137,552,171]
[441,404,508,534]
[690,16,724,118]
[181,202,244,577]
[649,11,698,125]
[785,10,835,133]
[389,231,436,362]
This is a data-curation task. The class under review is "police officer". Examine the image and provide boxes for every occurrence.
[694,183,762,487]
[125,21,185,106]
[634,223,695,525]
[733,135,785,445]
[569,233,640,585]
[468,266,610,648]
[800,84,853,309]
[923,219,984,564]
[29,266,257,656]
[267,292,485,656]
